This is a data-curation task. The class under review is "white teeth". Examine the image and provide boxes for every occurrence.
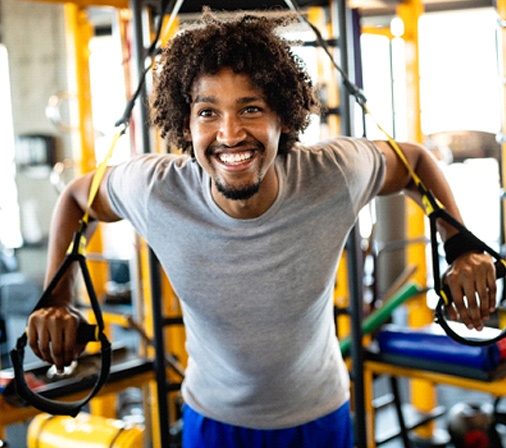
[218,151,254,164]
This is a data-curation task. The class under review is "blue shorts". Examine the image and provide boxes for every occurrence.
[182,401,354,448]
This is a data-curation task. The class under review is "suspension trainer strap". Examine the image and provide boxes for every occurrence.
[368,106,506,346]
[285,0,506,345]
[9,126,125,416]
[9,0,183,414]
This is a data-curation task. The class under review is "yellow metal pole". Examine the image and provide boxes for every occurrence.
[495,0,506,336]
[64,3,112,418]
[63,4,108,302]
[396,0,437,439]
[497,0,506,274]
[156,13,187,438]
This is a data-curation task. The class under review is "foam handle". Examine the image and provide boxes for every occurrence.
[76,323,99,345]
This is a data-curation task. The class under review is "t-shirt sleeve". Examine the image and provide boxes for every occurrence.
[106,154,164,238]
[323,137,386,214]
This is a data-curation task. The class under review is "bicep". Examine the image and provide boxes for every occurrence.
[71,169,121,223]
[374,140,422,195]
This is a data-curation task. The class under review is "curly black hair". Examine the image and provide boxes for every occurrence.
[150,9,319,155]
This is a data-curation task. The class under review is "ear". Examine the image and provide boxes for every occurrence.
[279,118,290,134]
[183,117,192,141]
[281,123,290,134]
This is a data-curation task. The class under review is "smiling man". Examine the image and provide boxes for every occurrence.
[27,10,496,448]
[188,68,284,216]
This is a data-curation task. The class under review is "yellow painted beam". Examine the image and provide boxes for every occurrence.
[22,0,128,8]
[366,360,506,397]
[496,1,506,280]
[64,4,108,301]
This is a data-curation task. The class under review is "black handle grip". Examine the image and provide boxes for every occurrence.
[76,323,99,345]
[10,323,111,417]
[10,239,111,416]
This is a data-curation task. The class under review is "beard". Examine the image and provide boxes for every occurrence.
[214,178,261,200]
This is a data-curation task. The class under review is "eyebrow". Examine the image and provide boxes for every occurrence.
[193,95,266,105]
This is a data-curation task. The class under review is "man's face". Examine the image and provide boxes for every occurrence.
[187,68,286,203]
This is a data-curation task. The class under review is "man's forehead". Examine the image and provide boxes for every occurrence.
[190,69,267,102]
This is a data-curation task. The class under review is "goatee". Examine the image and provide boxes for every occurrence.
[214,179,261,200]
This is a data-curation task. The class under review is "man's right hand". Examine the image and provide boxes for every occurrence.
[27,305,88,373]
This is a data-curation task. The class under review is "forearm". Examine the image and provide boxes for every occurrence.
[29,169,119,369]
[376,139,497,329]
[403,146,463,241]
[43,167,119,305]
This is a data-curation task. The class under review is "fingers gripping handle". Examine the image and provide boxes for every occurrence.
[436,260,506,347]
[440,260,506,305]
[10,323,110,417]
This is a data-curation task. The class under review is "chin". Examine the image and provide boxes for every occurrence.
[215,181,261,200]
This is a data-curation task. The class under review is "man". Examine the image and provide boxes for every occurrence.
[28,10,496,448]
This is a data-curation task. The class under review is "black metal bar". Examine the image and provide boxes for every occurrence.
[302,38,339,47]
[332,1,368,446]
[149,250,172,447]
[163,317,185,326]
[346,224,367,447]
[129,1,171,446]
[389,376,412,448]
[323,107,341,117]
[334,0,352,136]
[129,0,152,156]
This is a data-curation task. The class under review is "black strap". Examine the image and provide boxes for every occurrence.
[8,0,185,415]
[285,0,506,347]
[10,225,112,417]
[422,188,506,346]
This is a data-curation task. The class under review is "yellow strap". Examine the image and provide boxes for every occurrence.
[66,232,87,255]
[81,127,125,224]
[362,103,445,216]
[67,126,126,256]
[362,103,421,184]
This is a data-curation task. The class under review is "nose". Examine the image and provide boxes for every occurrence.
[217,114,247,147]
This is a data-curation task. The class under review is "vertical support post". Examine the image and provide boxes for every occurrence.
[332,1,367,446]
[128,1,170,447]
[64,4,107,298]
[64,2,115,418]
[496,0,506,320]
[129,0,151,155]
[149,251,171,448]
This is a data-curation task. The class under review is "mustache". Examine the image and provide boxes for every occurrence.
[207,140,265,153]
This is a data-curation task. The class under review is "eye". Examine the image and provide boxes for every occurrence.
[242,105,262,115]
[198,108,216,118]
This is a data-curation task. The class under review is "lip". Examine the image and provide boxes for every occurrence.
[209,144,261,170]
[214,150,258,171]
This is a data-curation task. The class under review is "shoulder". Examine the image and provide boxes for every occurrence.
[284,137,383,171]
[109,153,195,183]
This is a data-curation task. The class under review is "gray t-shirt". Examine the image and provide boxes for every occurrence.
[107,136,385,429]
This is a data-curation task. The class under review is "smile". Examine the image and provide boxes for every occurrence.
[217,151,255,165]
